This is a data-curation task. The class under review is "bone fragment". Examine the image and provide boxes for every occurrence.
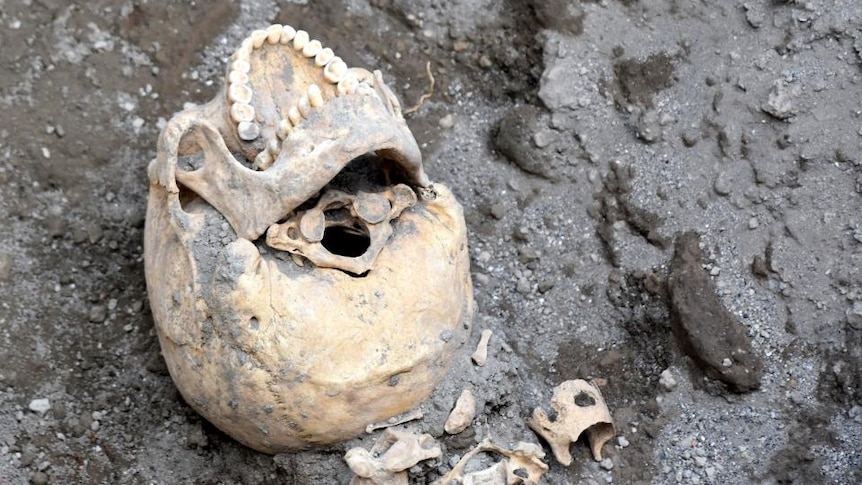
[527,379,615,465]
[434,439,548,485]
[471,329,493,366]
[365,408,424,434]
[346,428,441,485]
[444,389,476,434]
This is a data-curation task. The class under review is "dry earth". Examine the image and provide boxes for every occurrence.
[0,0,861,484]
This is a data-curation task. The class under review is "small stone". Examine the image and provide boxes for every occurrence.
[0,254,11,281]
[473,273,491,287]
[90,420,100,432]
[88,305,107,323]
[694,456,708,467]
[600,457,614,471]
[29,399,51,415]
[748,217,759,229]
[538,279,555,293]
[681,128,700,147]
[31,472,48,485]
[846,301,862,330]
[659,369,678,392]
[532,129,556,148]
[489,202,505,220]
[438,114,455,129]
[762,80,800,120]
[516,278,531,295]
[713,171,733,196]
[637,109,662,143]
[478,55,493,69]
[617,436,630,448]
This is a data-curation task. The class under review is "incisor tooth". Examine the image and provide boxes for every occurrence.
[228,83,253,104]
[280,25,297,44]
[254,150,274,170]
[230,103,255,123]
[324,57,348,83]
[266,24,283,44]
[267,138,280,155]
[287,106,302,126]
[314,48,334,67]
[250,29,267,49]
[276,119,292,140]
[228,70,249,85]
[231,59,250,74]
[337,75,358,96]
[298,95,311,118]
[237,121,260,141]
[293,30,309,50]
[302,40,322,58]
[307,84,323,107]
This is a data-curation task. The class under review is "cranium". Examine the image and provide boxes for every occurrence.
[144,25,473,452]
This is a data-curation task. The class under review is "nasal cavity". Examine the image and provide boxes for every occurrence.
[320,225,370,257]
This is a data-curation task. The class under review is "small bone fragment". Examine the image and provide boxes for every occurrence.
[471,329,493,366]
[444,389,476,434]
[346,428,441,485]
[434,438,548,485]
[365,408,424,434]
[527,380,615,465]
[463,461,507,485]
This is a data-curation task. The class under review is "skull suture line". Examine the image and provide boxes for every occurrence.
[144,25,473,453]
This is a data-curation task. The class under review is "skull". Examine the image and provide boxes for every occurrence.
[144,25,473,453]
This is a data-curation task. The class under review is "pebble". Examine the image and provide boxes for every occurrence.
[88,305,107,323]
[748,217,759,229]
[659,369,678,391]
[473,273,491,287]
[600,457,614,471]
[516,278,531,295]
[31,472,48,485]
[846,301,862,330]
[489,202,505,220]
[29,398,51,415]
[713,171,733,196]
[617,436,630,448]
[438,114,455,129]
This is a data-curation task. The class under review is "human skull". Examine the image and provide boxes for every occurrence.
[144,24,473,453]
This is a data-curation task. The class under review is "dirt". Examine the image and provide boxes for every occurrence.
[1,0,861,484]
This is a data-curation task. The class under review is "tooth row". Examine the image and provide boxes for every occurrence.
[228,24,362,147]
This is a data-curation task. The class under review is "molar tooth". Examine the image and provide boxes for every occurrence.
[280,25,297,44]
[314,48,334,67]
[231,59,251,74]
[276,119,292,140]
[302,40,322,58]
[324,57,348,83]
[287,106,302,126]
[298,95,311,118]
[293,30,309,50]
[253,150,274,171]
[230,103,255,123]
[266,24,283,44]
[228,83,253,104]
[250,29,268,49]
[237,121,260,141]
[228,70,249,85]
[336,75,358,96]
[307,84,323,107]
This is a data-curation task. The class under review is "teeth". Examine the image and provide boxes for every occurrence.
[324,57,348,83]
[287,106,302,126]
[302,40,322,58]
[277,119,292,139]
[237,121,260,141]
[231,59,251,74]
[280,25,297,45]
[235,42,252,62]
[250,29,268,49]
[314,48,334,67]
[266,24,283,44]
[307,84,323,107]
[228,83,253,104]
[228,70,249,85]
[254,150,274,170]
[267,138,281,155]
[230,103,255,123]
[298,94,311,118]
[293,30,309,50]
[337,75,358,96]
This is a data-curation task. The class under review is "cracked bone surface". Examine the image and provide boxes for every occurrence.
[434,439,549,485]
[527,380,615,465]
[345,428,442,485]
[144,25,473,453]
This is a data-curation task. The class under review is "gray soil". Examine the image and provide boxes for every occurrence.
[1,0,861,484]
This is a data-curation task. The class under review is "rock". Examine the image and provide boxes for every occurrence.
[847,301,862,330]
[0,254,10,281]
[636,109,662,143]
[600,457,614,471]
[438,114,455,129]
[762,80,800,120]
[29,398,51,415]
[31,472,48,485]
[658,369,678,392]
[667,232,763,392]
[88,305,107,323]
[493,105,557,180]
